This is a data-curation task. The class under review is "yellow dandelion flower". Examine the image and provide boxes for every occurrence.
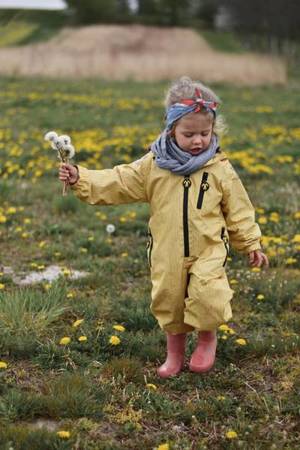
[285,257,297,265]
[230,279,238,285]
[146,383,157,390]
[78,336,87,342]
[121,252,128,257]
[0,361,8,369]
[258,216,267,224]
[251,267,261,273]
[221,335,228,340]
[113,324,125,332]
[292,234,300,243]
[235,338,247,346]
[59,337,71,346]
[109,335,121,345]
[294,212,300,219]
[67,292,74,298]
[217,395,226,401]
[0,215,7,223]
[270,213,280,223]
[56,430,71,439]
[72,319,84,327]
[7,206,17,214]
[226,430,238,439]
[0,283,5,290]
[257,294,265,300]
[157,444,169,450]
[218,324,230,331]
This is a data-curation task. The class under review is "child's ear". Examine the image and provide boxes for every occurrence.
[168,126,176,138]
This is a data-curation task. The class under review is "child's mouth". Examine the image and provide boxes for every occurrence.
[190,148,203,155]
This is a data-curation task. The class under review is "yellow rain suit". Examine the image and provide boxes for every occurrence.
[71,150,261,334]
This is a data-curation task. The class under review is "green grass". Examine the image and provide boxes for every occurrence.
[0,77,299,449]
[200,30,246,53]
[0,10,66,47]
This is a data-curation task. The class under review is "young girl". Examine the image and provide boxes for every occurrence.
[59,76,269,378]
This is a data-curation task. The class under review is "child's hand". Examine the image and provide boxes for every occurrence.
[59,163,78,185]
[248,250,269,268]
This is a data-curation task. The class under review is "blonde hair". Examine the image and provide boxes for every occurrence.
[165,76,228,137]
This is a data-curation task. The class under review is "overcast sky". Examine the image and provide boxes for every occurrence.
[0,0,67,10]
[0,1,138,10]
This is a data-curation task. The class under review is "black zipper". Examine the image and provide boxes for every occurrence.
[183,176,191,257]
[221,227,229,266]
[197,172,209,209]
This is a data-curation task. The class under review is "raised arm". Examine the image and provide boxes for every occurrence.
[65,153,151,206]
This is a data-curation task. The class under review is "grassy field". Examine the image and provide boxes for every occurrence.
[0,77,300,449]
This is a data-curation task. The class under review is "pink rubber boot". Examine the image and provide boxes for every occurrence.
[189,330,217,373]
[157,333,186,378]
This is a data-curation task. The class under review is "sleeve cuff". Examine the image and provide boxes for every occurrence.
[70,165,89,191]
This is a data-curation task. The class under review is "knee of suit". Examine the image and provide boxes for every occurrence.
[184,271,234,330]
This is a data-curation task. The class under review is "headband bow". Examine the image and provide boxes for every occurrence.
[180,88,218,113]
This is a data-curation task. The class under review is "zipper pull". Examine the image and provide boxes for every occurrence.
[183,177,191,188]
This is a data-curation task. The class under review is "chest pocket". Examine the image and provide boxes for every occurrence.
[197,172,210,209]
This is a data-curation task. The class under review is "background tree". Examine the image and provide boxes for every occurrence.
[218,0,300,52]
[66,0,122,24]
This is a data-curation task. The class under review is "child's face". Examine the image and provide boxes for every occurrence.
[173,112,213,156]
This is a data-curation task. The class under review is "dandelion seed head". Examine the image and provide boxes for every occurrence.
[44,131,58,142]
[106,224,116,234]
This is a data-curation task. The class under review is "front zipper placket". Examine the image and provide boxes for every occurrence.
[183,175,191,257]
[197,172,209,209]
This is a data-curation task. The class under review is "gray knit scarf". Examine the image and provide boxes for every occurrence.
[151,132,219,176]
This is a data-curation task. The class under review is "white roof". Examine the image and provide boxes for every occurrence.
[0,0,67,10]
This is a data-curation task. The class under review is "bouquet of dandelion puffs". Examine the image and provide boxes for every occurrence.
[44,131,75,196]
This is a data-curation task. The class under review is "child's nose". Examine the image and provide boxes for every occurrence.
[192,135,202,145]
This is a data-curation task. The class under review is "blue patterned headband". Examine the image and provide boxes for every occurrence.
[165,88,218,131]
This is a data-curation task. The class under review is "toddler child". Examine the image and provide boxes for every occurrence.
[59,76,269,378]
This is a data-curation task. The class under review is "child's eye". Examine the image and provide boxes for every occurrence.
[183,133,193,138]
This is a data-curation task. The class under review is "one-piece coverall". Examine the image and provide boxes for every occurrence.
[71,150,261,334]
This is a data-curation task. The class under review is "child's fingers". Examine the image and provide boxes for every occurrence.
[59,169,69,178]
[248,252,254,262]
[261,253,269,268]
[59,167,70,182]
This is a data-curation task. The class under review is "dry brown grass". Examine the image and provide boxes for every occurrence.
[0,24,287,85]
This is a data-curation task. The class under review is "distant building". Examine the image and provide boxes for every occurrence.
[0,0,67,10]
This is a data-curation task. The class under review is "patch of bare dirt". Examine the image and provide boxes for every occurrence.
[0,25,286,85]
